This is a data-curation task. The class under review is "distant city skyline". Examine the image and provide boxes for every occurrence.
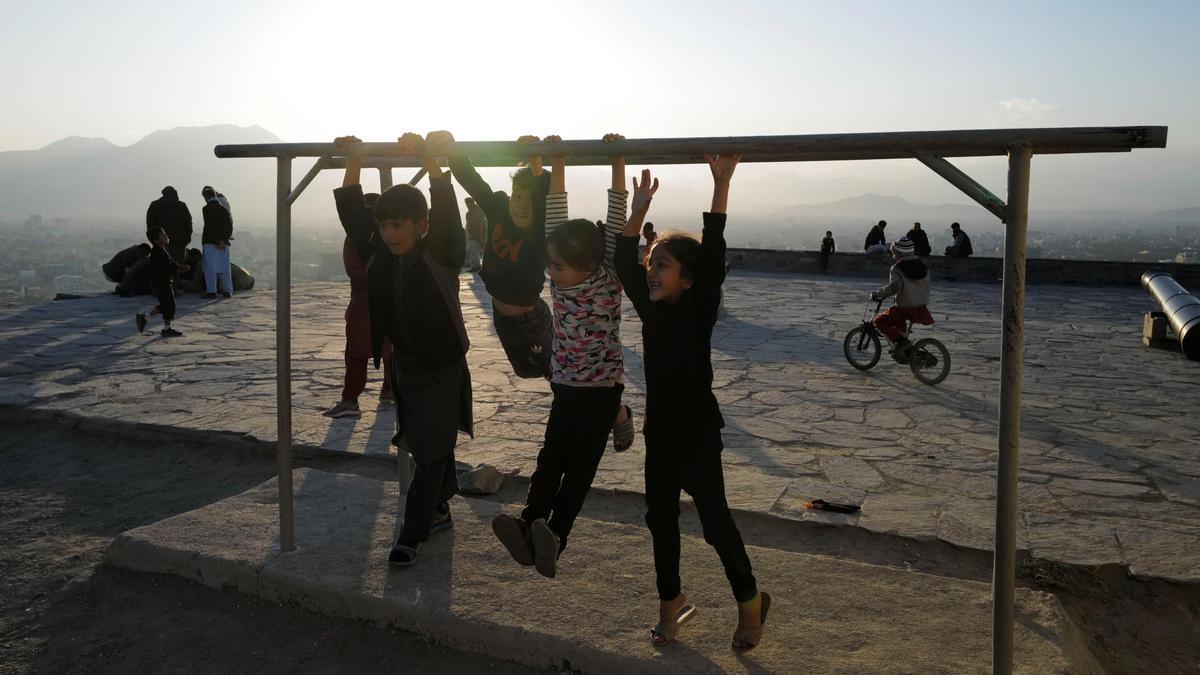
[2,1,1197,212]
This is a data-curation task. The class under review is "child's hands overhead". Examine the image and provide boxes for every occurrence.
[396,132,426,156]
[335,136,363,187]
[631,168,659,215]
[602,132,625,158]
[334,135,361,152]
[706,154,741,184]
[424,130,455,154]
[517,134,545,175]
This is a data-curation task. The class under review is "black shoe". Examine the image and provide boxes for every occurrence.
[220,291,232,299]
[161,328,183,338]
[135,313,147,333]
[388,541,418,567]
[201,292,218,299]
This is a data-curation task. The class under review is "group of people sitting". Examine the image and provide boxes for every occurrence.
[862,220,973,258]
[325,130,770,652]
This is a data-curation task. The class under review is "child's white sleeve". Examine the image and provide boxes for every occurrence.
[545,192,569,238]
[603,189,627,271]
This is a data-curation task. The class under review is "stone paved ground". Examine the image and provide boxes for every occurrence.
[2,271,1198,582]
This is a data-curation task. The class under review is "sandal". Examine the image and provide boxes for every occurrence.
[650,599,697,646]
[731,592,771,652]
[612,405,635,452]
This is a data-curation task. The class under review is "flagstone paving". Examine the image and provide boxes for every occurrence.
[2,271,1198,582]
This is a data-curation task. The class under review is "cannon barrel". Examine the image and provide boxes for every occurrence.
[1142,271,1200,360]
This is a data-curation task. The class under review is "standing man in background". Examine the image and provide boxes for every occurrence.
[819,230,836,273]
[146,186,193,269]
[201,186,234,298]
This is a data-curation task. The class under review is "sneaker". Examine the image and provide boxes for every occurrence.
[161,328,183,338]
[221,291,232,299]
[322,400,361,418]
[492,514,535,567]
[201,292,218,299]
[530,518,561,578]
[135,313,147,334]
[430,507,454,535]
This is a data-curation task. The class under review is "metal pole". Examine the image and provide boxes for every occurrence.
[992,144,1031,673]
[379,167,393,191]
[276,154,295,552]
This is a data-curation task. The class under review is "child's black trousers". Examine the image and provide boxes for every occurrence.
[521,382,623,551]
[644,429,758,603]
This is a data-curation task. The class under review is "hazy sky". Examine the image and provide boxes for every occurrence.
[3,0,1198,210]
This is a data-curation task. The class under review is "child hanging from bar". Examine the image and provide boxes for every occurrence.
[445,133,634,450]
[491,133,629,578]
[446,133,553,377]
[333,132,472,567]
[614,159,771,652]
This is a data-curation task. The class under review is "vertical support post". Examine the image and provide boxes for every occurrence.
[276,154,295,552]
[379,167,394,191]
[992,143,1031,673]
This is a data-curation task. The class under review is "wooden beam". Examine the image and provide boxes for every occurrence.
[218,126,1166,165]
[914,152,1008,221]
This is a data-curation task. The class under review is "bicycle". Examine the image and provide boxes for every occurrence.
[843,300,951,385]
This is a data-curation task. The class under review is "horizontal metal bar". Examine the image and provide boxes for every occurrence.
[215,126,1166,165]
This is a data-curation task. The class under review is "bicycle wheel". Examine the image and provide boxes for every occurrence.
[843,326,881,370]
[909,338,951,385]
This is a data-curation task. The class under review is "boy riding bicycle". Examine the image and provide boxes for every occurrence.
[870,237,934,361]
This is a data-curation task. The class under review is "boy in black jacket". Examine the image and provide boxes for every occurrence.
[333,132,472,567]
[136,227,189,337]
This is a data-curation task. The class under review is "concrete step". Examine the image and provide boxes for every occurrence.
[105,468,1090,673]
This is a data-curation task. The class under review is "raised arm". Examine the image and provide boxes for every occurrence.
[336,135,362,188]
[602,133,627,270]
[420,131,465,269]
[444,131,527,225]
[543,135,568,238]
[697,155,738,288]
[331,135,381,262]
[616,169,659,317]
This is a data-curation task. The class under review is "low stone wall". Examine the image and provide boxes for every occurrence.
[726,248,1200,287]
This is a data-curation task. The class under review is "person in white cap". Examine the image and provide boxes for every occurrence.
[869,236,935,359]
